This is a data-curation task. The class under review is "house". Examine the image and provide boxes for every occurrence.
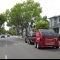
[49,15,60,34]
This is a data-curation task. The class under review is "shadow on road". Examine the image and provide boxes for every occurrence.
[39,47,60,52]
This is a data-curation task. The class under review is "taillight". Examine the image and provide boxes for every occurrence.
[40,38,41,41]
[54,38,57,41]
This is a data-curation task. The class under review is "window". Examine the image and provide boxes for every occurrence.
[59,18,60,22]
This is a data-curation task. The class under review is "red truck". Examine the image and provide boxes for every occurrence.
[25,32,36,44]
[34,29,60,49]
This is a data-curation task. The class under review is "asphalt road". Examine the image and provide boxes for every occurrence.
[0,36,60,59]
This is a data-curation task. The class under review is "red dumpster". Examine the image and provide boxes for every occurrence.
[34,29,60,49]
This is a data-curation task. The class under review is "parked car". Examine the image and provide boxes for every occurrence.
[7,34,10,37]
[34,29,60,49]
[25,34,31,43]
[1,34,5,38]
[25,32,36,44]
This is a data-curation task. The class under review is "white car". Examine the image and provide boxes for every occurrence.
[1,34,5,38]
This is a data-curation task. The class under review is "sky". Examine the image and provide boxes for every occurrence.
[0,0,60,30]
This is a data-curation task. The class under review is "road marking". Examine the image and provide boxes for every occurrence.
[21,43,23,44]
[6,44,7,47]
[18,43,20,45]
[5,55,7,59]
[14,43,17,45]
[14,43,26,45]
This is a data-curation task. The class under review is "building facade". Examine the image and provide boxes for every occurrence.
[49,15,60,34]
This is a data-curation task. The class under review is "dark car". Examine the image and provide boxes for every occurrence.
[1,34,5,38]
[25,32,36,44]
[25,34,31,43]
[7,34,10,37]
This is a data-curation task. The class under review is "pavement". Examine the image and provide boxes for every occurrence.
[16,36,24,40]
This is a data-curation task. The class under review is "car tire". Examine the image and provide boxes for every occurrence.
[25,38,27,43]
[37,43,40,49]
[56,46,59,49]
[28,40,31,44]
[34,42,37,48]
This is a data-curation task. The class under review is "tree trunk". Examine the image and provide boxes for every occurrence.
[25,27,28,36]
[16,26,20,36]
[21,26,23,37]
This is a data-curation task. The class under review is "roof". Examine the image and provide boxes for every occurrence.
[38,29,58,37]
[48,15,60,19]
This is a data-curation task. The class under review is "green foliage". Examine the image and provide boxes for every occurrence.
[7,29,16,35]
[0,13,6,34]
[35,20,49,31]
[0,27,6,34]
[9,3,24,26]
[5,0,42,36]
[0,13,6,26]
[23,0,42,23]
[42,16,47,21]
[4,9,12,27]
[7,0,42,27]
[5,9,10,20]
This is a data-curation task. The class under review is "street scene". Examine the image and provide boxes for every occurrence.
[0,36,60,59]
[0,0,60,59]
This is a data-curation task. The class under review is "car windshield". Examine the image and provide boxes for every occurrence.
[1,34,5,35]
[32,33,36,37]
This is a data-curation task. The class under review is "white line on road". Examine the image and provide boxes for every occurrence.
[14,43,26,46]
[5,55,7,59]
[6,44,7,47]
[14,43,17,45]
[18,43,20,45]
[21,43,23,44]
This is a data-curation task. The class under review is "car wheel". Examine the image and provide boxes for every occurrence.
[37,43,40,49]
[25,38,27,43]
[34,42,37,48]
[56,46,59,49]
[28,40,31,44]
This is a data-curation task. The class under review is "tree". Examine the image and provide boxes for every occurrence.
[42,16,47,21]
[0,13,6,27]
[0,27,6,34]
[0,13,6,34]
[23,0,42,26]
[35,20,49,31]
[7,0,42,36]
[5,9,10,20]
[42,15,49,24]
[22,0,42,36]
[9,3,24,35]
[7,29,16,35]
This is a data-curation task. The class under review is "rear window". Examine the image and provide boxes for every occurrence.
[39,29,58,37]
